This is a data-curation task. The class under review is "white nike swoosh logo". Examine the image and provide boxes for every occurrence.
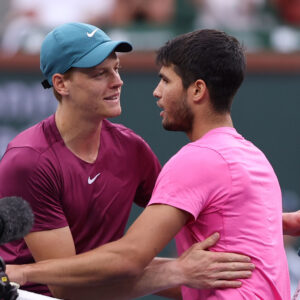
[88,173,101,184]
[87,29,98,38]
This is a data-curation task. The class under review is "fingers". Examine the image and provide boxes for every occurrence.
[192,235,252,264]
[222,262,255,272]
[216,270,252,280]
[196,270,253,289]
[212,270,253,288]
[213,261,255,276]
[197,232,220,250]
[212,280,242,289]
[183,267,253,290]
[206,262,254,284]
[213,252,252,263]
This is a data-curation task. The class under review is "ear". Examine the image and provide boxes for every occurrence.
[191,79,207,103]
[52,73,70,97]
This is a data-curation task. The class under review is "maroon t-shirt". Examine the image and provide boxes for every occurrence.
[0,115,161,295]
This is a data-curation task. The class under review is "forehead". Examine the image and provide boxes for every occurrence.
[159,64,181,80]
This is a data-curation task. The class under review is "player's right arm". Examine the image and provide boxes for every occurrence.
[7,232,253,300]
[24,227,77,298]
[0,147,76,298]
[7,204,254,300]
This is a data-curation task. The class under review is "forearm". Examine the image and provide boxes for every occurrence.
[23,245,141,287]
[47,258,182,300]
[125,258,182,300]
[19,206,187,287]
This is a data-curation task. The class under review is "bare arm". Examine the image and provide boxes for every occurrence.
[46,258,182,300]
[283,210,300,235]
[8,205,254,299]
[12,205,190,287]
[58,233,253,300]
[24,226,77,299]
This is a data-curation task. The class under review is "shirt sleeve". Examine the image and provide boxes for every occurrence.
[148,145,232,219]
[0,147,68,232]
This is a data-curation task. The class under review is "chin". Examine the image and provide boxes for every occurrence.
[163,120,190,132]
[107,108,122,118]
[162,121,178,131]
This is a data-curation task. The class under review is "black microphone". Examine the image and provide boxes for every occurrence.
[0,197,34,245]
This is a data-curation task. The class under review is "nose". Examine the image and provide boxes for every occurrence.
[153,84,161,99]
[111,71,123,88]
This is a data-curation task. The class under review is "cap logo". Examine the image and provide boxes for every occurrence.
[87,29,98,38]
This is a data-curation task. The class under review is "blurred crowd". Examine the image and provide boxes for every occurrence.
[0,0,300,54]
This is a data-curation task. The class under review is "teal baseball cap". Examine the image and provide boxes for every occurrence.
[40,22,132,88]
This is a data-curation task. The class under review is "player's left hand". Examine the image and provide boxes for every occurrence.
[172,232,255,289]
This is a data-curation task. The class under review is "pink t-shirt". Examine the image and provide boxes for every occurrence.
[149,127,290,299]
[0,115,161,295]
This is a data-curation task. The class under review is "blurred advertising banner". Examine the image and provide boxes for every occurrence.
[0,79,56,157]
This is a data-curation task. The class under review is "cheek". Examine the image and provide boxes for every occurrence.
[164,87,176,102]
[87,88,106,105]
[167,90,181,107]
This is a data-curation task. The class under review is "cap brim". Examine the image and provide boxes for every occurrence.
[72,41,132,68]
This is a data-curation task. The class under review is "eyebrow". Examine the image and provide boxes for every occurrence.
[158,72,168,80]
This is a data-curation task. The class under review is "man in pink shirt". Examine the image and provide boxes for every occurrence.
[9,28,287,299]
[148,29,289,299]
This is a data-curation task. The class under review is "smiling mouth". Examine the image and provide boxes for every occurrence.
[104,95,119,101]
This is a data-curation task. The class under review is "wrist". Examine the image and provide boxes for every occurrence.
[162,259,186,287]
[22,263,34,285]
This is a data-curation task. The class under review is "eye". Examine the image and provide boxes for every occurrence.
[115,65,122,73]
[94,71,105,77]
[159,74,168,84]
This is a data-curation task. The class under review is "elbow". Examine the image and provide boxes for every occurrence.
[123,258,145,278]
[103,253,146,282]
[50,286,87,300]
[49,285,72,299]
[109,256,145,280]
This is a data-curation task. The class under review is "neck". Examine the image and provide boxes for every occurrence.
[55,105,103,163]
[187,111,233,142]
